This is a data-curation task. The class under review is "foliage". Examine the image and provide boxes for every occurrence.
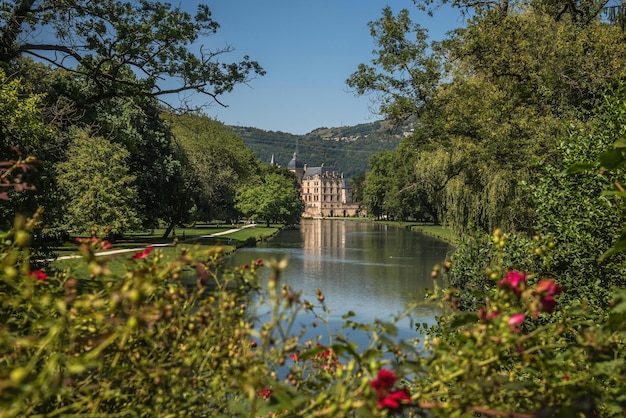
[1,193,625,417]
[169,112,261,225]
[55,128,141,234]
[236,172,304,227]
[0,68,57,228]
[230,124,403,180]
[352,1,626,234]
[86,93,189,231]
[420,235,626,417]
[346,7,441,124]
[0,0,264,108]
[445,85,626,314]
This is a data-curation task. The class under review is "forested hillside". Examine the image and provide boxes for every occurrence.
[229,120,406,178]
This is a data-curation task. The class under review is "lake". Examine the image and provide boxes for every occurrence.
[228,219,453,347]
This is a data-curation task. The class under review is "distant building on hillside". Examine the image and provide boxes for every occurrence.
[287,151,360,218]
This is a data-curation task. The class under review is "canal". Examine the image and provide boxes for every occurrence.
[228,219,453,346]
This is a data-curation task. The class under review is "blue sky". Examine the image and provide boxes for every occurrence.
[183,1,465,134]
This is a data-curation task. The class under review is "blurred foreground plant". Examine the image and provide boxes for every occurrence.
[1,153,625,417]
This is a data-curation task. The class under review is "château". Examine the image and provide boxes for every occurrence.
[287,152,360,218]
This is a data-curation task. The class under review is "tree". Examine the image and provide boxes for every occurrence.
[169,113,259,234]
[56,128,141,235]
[86,93,189,231]
[362,151,396,220]
[0,67,60,228]
[235,172,303,227]
[0,1,264,108]
[346,6,441,124]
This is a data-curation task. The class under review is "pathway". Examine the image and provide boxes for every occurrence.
[55,224,257,261]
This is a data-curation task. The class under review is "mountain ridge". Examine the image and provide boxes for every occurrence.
[228,119,411,179]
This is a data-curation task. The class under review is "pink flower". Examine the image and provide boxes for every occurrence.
[370,369,397,391]
[498,271,527,295]
[508,313,525,332]
[131,246,153,260]
[101,240,113,250]
[535,279,563,314]
[535,278,563,296]
[28,270,47,282]
[377,389,410,411]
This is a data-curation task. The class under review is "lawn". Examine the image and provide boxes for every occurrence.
[48,224,282,277]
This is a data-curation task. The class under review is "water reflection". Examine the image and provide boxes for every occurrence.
[229,219,453,344]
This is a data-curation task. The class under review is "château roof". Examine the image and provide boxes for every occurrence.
[303,165,350,189]
[287,152,304,170]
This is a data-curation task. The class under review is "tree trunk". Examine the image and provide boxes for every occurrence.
[162,219,177,239]
[266,220,270,228]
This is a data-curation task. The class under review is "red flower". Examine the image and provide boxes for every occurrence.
[498,271,527,295]
[377,389,410,411]
[315,343,333,359]
[28,270,47,282]
[535,279,563,314]
[535,278,563,296]
[289,352,302,362]
[370,369,397,391]
[508,313,525,332]
[254,258,264,267]
[131,246,153,260]
[101,240,113,250]
[261,387,272,400]
[539,295,558,313]
[478,308,499,322]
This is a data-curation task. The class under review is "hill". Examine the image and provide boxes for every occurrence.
[228,120,410,179]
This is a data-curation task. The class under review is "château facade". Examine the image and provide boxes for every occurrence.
[287,152,360,218]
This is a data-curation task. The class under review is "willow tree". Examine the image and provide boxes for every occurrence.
[351,1,626,233]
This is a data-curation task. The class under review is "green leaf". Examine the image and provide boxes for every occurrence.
[598,149,625,170]
[600,190,626,198]
[449,313,478,329]
[599,234,626,260]
[613,136,626,149]
[565,162,595,174]
[342,310,356,319]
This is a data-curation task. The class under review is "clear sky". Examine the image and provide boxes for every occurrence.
[183,1,464,135]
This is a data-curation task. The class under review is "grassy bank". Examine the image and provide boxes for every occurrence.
[335,217,458,244]
[49,224,282,276]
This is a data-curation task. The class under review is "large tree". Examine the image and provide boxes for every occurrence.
[351,2,626,233]
[0,0,264,108]
[346,6,441,125]
[236,172,303,227]
[167,113,259,235]
[56,128,141,235]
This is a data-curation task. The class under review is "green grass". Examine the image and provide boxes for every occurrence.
[48,224,282,277]
[338,218,458,243]
[410,224,458,243]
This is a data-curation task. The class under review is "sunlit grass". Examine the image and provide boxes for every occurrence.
[48,224,282,277]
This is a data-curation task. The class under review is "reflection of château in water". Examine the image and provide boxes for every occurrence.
[286,150,360,218]
[300,218,348,251]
